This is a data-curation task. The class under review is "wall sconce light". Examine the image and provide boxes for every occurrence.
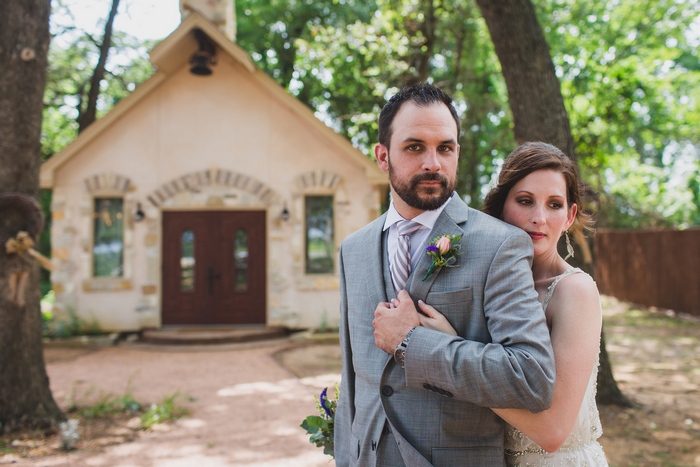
[134,203,145,222]
[280,203,290,221]
[190,28,217,76]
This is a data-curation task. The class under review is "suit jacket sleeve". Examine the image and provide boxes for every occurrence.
[404,229,556,412]
[334,245,355,466]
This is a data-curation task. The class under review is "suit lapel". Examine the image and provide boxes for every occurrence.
[408,196,470,303]
[382,229,397,300]
[366,214,391,304]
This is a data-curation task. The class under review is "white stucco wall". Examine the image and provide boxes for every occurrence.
[48,51,384,331]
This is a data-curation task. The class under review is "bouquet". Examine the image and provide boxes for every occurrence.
[301,384,338,458]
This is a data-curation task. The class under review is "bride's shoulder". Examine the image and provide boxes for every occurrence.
[557,269,598,296]
[547,270,601,320]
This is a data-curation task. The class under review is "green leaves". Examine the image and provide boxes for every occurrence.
[43,2,155,159]
[43,0,700,228]
[535,0,700,228]
[301,385,337,458]
[300,415,335,456]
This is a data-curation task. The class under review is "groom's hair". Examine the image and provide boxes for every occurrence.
[378,83,460,149]
[483,141,593,233]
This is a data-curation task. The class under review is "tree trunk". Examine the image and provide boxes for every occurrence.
[76,0,121,133]
[0,0,66,431]
[596,328,634,406]
[475,0,575,159]
[476,0,632,407]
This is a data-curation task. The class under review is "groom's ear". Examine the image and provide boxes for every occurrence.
[375,144,390,173]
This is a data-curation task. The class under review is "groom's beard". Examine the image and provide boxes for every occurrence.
[389,163,456,211]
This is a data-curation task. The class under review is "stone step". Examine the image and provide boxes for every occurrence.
[140,327,288,346]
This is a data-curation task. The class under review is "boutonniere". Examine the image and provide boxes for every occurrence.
[422,234,462,281]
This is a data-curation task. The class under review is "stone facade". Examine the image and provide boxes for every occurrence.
[40,12,387,332]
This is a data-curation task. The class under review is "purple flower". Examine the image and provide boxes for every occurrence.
[319,387,332,418]
[426,245,439,253]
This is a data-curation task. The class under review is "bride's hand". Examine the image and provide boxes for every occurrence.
[417,300,457,335]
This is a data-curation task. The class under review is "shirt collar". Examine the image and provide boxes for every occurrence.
[383,193,454,231]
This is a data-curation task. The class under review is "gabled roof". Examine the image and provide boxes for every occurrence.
[40,11,387,188]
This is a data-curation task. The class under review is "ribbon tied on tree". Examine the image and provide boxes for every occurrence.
[5,231,56,271]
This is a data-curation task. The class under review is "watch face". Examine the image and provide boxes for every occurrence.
[394,348,406,367]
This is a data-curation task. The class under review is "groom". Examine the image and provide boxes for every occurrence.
[334,83,556,467]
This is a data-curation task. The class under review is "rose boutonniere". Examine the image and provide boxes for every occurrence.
[422,234,462,280]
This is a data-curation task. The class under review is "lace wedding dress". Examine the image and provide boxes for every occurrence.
[504,268,609,466]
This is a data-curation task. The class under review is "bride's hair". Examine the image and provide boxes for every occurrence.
[482,141,593,234]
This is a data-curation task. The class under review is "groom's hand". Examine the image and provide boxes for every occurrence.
[373,290,421,354]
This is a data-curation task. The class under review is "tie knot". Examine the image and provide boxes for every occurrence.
[396,220,422,237]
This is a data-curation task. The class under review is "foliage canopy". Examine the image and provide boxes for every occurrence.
[43,0,700,228]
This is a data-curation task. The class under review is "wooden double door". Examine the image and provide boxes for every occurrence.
[162,211,266,326]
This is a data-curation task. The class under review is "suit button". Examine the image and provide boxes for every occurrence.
[381,385,394,397]
[423,383,432,390]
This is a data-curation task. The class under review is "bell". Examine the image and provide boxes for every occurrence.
[190,51,213,76]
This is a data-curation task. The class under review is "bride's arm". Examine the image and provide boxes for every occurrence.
[416,299,458,335]
[492,273,602,453]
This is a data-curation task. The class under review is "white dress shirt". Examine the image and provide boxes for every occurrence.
[383,193,453,275]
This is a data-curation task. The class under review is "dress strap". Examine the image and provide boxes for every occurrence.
[542,267,583,312]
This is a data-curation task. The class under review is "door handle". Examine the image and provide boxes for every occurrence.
[207,266,221,295]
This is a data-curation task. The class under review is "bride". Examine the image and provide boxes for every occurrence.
[417,142,608,465]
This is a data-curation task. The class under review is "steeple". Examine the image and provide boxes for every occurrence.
[180,0,236,42]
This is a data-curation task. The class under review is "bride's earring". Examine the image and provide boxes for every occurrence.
[564,230,574,261]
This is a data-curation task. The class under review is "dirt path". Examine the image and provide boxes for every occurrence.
[7,341,341,466]
[3,296,700,466]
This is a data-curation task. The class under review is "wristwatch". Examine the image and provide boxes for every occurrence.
[393,327,416,368]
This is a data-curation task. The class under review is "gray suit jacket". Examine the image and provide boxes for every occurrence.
[335,195,556,467]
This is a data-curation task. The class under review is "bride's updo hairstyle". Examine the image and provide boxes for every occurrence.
[483,141,593,234]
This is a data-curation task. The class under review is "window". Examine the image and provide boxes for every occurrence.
[305,195,334,274]
[93,198,124,277]
[181,230,195,291]
[234,229,248,291]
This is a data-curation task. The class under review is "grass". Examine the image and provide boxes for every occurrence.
[0,439,11,453]
[601,297,700,330]
[140,393,189,429]
[65,382,188,430]
[73,390,142,419]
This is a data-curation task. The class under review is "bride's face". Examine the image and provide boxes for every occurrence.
[502,169,577,260]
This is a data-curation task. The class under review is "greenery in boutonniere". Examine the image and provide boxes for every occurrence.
[301,384,338,458]
[422,234,462,280]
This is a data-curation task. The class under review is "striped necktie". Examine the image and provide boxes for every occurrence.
[391,220,422,293]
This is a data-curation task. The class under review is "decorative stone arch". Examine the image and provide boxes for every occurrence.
[83,172,132,194]
[145,167,279,207]
[297,170,342,192]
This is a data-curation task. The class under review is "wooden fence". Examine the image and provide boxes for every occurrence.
[594,227,700,317]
